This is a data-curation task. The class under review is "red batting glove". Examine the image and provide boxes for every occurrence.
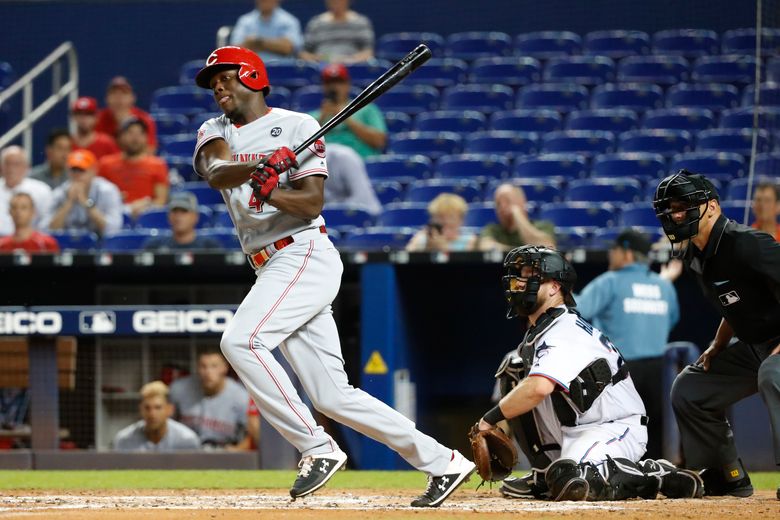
[263,147,298,175]
[249,147,298,201]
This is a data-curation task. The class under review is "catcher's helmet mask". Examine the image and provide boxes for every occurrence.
[653,170,718,256]
[503,245,577,319]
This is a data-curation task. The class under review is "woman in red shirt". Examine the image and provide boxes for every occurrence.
[0,193,59,253]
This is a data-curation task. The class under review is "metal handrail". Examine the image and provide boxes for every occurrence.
[0,42,79,159]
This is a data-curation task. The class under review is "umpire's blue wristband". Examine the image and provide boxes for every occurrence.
[482,404,507,425]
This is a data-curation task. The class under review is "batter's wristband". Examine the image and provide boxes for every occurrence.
[482,405,506,425]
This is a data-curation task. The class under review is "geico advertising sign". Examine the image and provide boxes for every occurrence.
[132,310,234,333]
[0,311,62,334]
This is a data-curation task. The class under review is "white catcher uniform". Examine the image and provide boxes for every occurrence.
[193,108,452,474]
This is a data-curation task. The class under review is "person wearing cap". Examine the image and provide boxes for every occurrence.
[0,193,59,254]
[653,170,780,499]
[94,77,158,150]
[299,0,374,64]
[142,192,222,251]
[30,128,72,189]
[99,118,169,219]
[0,145,52,235]
[70,96,120,160]
[309,63,386,157]
[230,0,303,62]
[46,150,122,236]
[575,229,680,460]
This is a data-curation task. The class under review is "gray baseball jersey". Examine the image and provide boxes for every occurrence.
[169,376,249,446]
[113,418,201,451]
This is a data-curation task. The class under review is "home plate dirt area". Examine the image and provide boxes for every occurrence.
[0,489,778,519]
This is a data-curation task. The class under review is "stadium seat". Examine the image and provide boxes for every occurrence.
[376,203,430,227]
[544,56,616,86]
[160,135,197,160]
[320,204,375,232]
[590,226,662,249]
[197,228,240,249]
[373,85,439,115]
[727,176,780,201]
[372,180,404,205]
[515,31,582,59]
[517,84,589,112]
[490,109,562,132]
[566,109,638,132]
[696,128,771,155]
[566,178,642,203]
[387,131,462,159]
[176,182,223,205]
[720,107,780,130]
[643,108,715,131]
[513,153,588,181]
[583,30,651,59]
[137,207,212,229]
[405,179,482,203]
[463,131,539,155]
[213,211,233,229]
[376,32,446,61]
[591,152,666,182]
[722,28,780,55]
[187,112,221,134]
[446,31,513,60]
[618,129,693,157]
[755,152,780,176]
[553,227,591,250]
[769,58,780,83]
[743,82,780,107]
[442,85,514,113]
[463,203,497,227]
[178,60,202,85]
[719,200,751,222]
[291,85,362,112]
[435,154,511,181]
[340,227,415,250]
[151,86,216,117]
[617,56,689,85]
[154,113,189,137]
[415,110,487,133]
[691,55,760,84]
[652,29,719,58]
[538,202,617,229]
[542,130,615,157]
[103,230,170,251]
[591,83,664,111]
[496,178,563,203]
[667,83,739,111]
[364,154,433,182]
[383,111,413,133]
[50,231,99,251]
[670,151,746,182]
[346,59,393,87]
[469,57,541,87]
[620,202,663,227]
[264,61,320,89]
[402,58,469,88]
[265,85,291,109]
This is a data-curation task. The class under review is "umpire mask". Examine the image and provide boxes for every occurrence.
[653,170,719,252]
[503,245,577,319]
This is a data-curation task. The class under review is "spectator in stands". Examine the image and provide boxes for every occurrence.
[169,350,252,449]
[70,96,120,160]
[309,64,386,157]
[230,0,303,61]
[143,192,222,251]
[99,118,169,218]
[47,150,123,236]
[95,76,158,151]
[113,381,201,452]
[0,146,52,236]
[478,183,555,252]
[751,182,780,242]
[30,129,71,189]
[299,0,374,63]
[575,229,680,460]
[324,143,381,214]
[0,193,59,253]
[406,193,476,252]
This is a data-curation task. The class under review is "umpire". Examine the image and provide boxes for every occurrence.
[653,170,780,499]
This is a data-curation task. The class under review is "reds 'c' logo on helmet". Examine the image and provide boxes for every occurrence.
[195,46,270,94]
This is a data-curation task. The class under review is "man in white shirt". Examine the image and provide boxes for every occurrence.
[0,146,52,235]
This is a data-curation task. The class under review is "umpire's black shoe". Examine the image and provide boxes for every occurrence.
[700,467,753,498]
[500,473,549,499]
[411,450,476,507]
[289,450,347,499]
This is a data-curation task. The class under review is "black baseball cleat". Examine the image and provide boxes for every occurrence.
[500,472,549,499]
[641,459,704,499]
[411,450,476,508]
[289,450,347,499]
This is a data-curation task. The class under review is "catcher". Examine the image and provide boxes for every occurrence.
[469,245,704,501]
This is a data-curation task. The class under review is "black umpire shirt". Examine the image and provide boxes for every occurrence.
[684,214,780,344]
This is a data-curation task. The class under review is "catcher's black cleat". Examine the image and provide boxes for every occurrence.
[640,459,704,499]
[411,450,476,508]
[289,450,347,499]
[500,472,549,499]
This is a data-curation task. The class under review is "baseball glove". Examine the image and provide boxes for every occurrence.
[468,423,518,482]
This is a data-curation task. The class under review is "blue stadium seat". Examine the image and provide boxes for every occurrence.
[265,85,291,109]
[692,55,760,84]
[719,201,751,222]
[340,227,415,251]
[50,231,99,251]
[373,85,439,115]
[590,226,662,249]
[376,203,430,227]
[618,56,689,85]
[376,32,446,61]
[544,56,616,86]
[696,128,771,156]
[470,57,541,87]
[722,28,780,55]
[187,112,222,134]
[667,83,739,111]
[364,154,433,182]
[769,58,780,83]
[583,30,651,59]
[643,108,715,131]
[591,83,664,111]
[151,86,216,117]
[176,182,223,205]
[720,107,780,130]
[446,32,513,60]
[163,156,197,182]
[620,202,663,227]
[137,207,212,229]
[197,228,239,249]
[264,61,320,89]
[387,131,462,159]
[513,154,588,181]
[566,109,638,132]
[515,31,582,59]
[591,152,666,182]
[464,203,497,228]
[103,230,171,251]
[499,178,564,203]
[435,154,511,181]
[652,29,719,58]
[743,82,780,107]
[542,130,615,157]
[160,135,197,159]
[383,111,413,133]
[567,178,642,203]
[755,152,780,176]
[0,62,13,90]
[405,179,482,203]
[291,85,361,112]
[372,180,404,205]
[726,176,780,201]
[463,131,539,155]
[178,60,202,85]
[402,58,469,88]
[538,202,617,229]
[670,152,746,182]
[517,84,589,112]
[490,109,563,132]
[154,113,189,137]
[554,227,591,250]
[618,129,693,157]
[415,110,487,133]
[442,85,514,113]
[321,204,375,232]
[213,211,233,229]
[347,59,394,87]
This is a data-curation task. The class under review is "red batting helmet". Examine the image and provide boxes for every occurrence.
[195,46,270,94]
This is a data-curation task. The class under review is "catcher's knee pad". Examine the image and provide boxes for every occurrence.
[605,456,660,500]
[546,459,607,501]
[640,459,704,499]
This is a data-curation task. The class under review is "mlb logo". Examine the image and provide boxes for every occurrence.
[719,291,740,307]
[79,311,117,334]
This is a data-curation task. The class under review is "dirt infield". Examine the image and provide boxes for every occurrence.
[0,489,778,519]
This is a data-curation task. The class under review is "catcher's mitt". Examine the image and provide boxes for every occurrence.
[468,423,518,482]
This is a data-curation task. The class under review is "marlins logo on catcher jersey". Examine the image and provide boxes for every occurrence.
[192,109,329,253]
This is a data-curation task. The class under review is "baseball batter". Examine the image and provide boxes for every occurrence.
[191,46,474,506]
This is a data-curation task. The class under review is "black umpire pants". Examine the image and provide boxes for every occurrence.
[625,356,664,460]
[671,336,780,469]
